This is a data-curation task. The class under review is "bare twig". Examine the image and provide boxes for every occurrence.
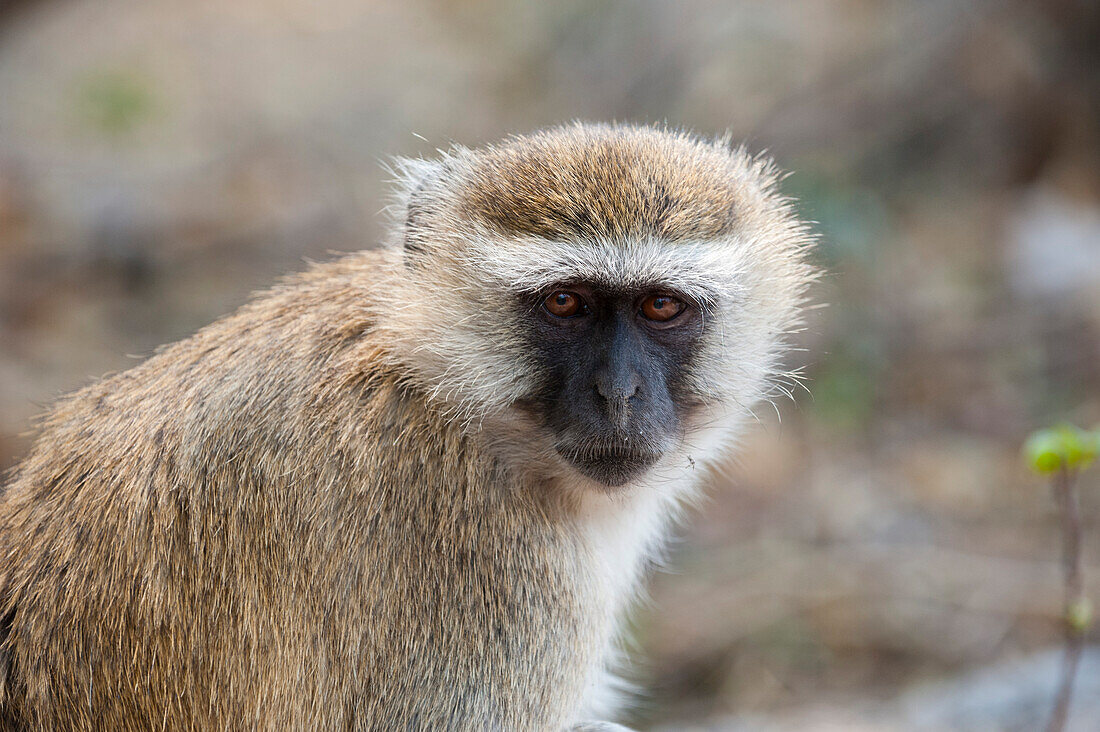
[1046,466,1084,732]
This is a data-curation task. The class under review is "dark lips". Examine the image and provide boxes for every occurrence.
[559,445,662,487]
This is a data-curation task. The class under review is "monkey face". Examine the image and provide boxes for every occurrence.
[380,125,815,487]
[520,282,706,487]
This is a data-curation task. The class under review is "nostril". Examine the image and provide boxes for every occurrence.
[594,382,607,402]
[594,379,641,404]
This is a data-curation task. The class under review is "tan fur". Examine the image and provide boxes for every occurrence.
[462,125,754,242]
[0,124,814,730]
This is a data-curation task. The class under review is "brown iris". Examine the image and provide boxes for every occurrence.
[544,291,584,318]
[640,294,686,322]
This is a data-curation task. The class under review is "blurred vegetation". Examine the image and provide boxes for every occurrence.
[75,68,158,137]
[1024,424,1098,732]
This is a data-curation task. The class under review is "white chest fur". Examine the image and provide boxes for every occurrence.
[567,416,739,719]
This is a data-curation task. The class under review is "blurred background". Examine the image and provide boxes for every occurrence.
[1,0,1099,728]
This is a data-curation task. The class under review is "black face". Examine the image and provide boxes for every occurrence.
[520,282,706,488]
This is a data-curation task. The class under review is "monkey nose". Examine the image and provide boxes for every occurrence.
[594,371,641,403]
[595,382,640,404]
[594,379,641,431]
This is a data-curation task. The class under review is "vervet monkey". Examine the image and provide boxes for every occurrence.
[0,123,814,730]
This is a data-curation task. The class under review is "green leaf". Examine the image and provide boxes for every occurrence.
[1024,429,1065,474]
[1058,425,1087,468]
[1067,598,1093,634]
[1024,424,1098,474]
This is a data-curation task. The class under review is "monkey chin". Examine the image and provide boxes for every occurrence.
[565,448,662,489]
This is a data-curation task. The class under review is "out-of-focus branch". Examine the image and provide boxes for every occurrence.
[1047,466,1086,732]
[1023,424,1098,732]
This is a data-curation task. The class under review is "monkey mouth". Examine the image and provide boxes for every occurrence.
[557,444,662,487]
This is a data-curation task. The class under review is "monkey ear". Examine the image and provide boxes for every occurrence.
[389,157,446,258]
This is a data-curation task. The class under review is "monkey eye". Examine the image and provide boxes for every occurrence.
[543,291,587,319]
[640,294,687,323]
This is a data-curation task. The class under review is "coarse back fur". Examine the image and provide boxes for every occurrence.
[0,123,815,730]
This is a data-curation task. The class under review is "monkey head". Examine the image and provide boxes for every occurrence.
[376,123,814,489]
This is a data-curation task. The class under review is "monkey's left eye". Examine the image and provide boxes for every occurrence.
[640,294,686,323]
[543,291,586,319]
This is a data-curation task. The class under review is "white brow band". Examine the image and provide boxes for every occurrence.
[464,234,750,306]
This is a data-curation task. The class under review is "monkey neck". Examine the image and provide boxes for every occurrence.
[471,409,715,627]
